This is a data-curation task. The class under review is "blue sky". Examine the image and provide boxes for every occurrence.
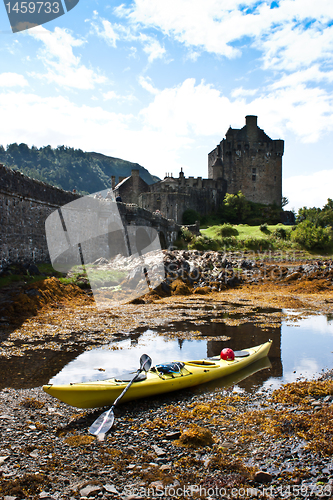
[1,0,333,211]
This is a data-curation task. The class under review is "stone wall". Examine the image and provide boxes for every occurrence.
[139,173,226,224]
[208,115,284,206]
[114,169,150,205]
[0,164,178,271]
[0,164,79,270]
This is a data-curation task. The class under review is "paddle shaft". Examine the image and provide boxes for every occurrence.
[89,354,152,436]
[112,369,141,408]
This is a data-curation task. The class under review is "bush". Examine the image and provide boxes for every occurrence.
[260,223,269,233]
[272,226,287,240]
[180,226,194,242]
[291,221,333,250]
[241,237,272,251]
[188,235,220,251]
[221,236,238,248]
[220,223,239,237]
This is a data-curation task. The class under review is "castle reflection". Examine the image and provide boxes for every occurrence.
[0,313,282,391]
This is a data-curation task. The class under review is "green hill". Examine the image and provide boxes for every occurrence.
[0,143,159,194]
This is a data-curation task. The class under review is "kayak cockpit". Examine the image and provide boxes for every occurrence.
[185,360,219,367]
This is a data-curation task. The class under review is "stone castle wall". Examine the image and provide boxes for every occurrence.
[0,164,79,270]
[208,116,284,206]
[0,165,177,270]
[139,173,226,223]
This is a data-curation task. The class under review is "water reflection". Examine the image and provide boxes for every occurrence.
[48,313,332,392]
[0,311,332,393]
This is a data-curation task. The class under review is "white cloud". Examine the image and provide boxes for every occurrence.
[103,90,119,100]
[259,23,333,72]
[269,65,333,90]
[139,77,333,143]
[140,78,235,136]
[284,170,333,210]
[118,0,333,72]
[231,87,258,98]
[29,26,106,90]
[139,34,166,62]
[0,90,188,178]
[0,73,28,87]
[91,15,166,64]
[139,75,159,94]
[103,90,136,102]
[0,91,134,151]
[92,19,119,47]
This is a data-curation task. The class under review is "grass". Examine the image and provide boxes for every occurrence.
[202,223,292,240]
[0,260,128,293]
[0,263,60,290]
[190,223,294,252]
[60,265,127,289]
[181,223,333,256]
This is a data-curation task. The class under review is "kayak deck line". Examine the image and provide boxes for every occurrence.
[43,340,272,408]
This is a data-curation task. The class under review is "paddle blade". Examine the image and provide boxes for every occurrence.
[140,354,152,372]
[89,409,114,436]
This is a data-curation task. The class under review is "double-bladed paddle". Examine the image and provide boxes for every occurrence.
[89,354,152,436]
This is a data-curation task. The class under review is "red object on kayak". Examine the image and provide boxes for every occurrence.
[220,348,235,361]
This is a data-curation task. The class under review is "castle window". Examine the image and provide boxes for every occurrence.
[274,176,276,182]
[252,167,256,181]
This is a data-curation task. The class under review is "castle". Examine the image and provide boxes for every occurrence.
[113,115,284,224]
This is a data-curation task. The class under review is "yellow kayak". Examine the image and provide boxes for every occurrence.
[43,340,272,408]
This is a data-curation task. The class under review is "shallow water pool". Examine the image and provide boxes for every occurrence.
[48,311,333,393]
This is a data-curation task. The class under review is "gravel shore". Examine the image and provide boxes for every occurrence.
[1,251,333,499]
[0,373,332,499]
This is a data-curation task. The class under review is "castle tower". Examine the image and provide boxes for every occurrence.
[208,115,284,206]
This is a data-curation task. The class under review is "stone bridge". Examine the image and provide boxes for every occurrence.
[0,163,180,271]
[116,202,178,250]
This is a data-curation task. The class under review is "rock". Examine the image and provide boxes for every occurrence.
[254,471,273,483]
[164,431,181,440]
[193,286,211,295]
[149,480,164,489]
[284,272,302,282]
[0,456,10,464]
[103,484,119,493]
[79,485,101,496]
[152,444,166,456]
[160,464,172,471]
[28,264,41,275]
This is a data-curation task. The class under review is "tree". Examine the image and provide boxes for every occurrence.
[222,191,250,223]
[281,196,289,208]
[182,209,200,225]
